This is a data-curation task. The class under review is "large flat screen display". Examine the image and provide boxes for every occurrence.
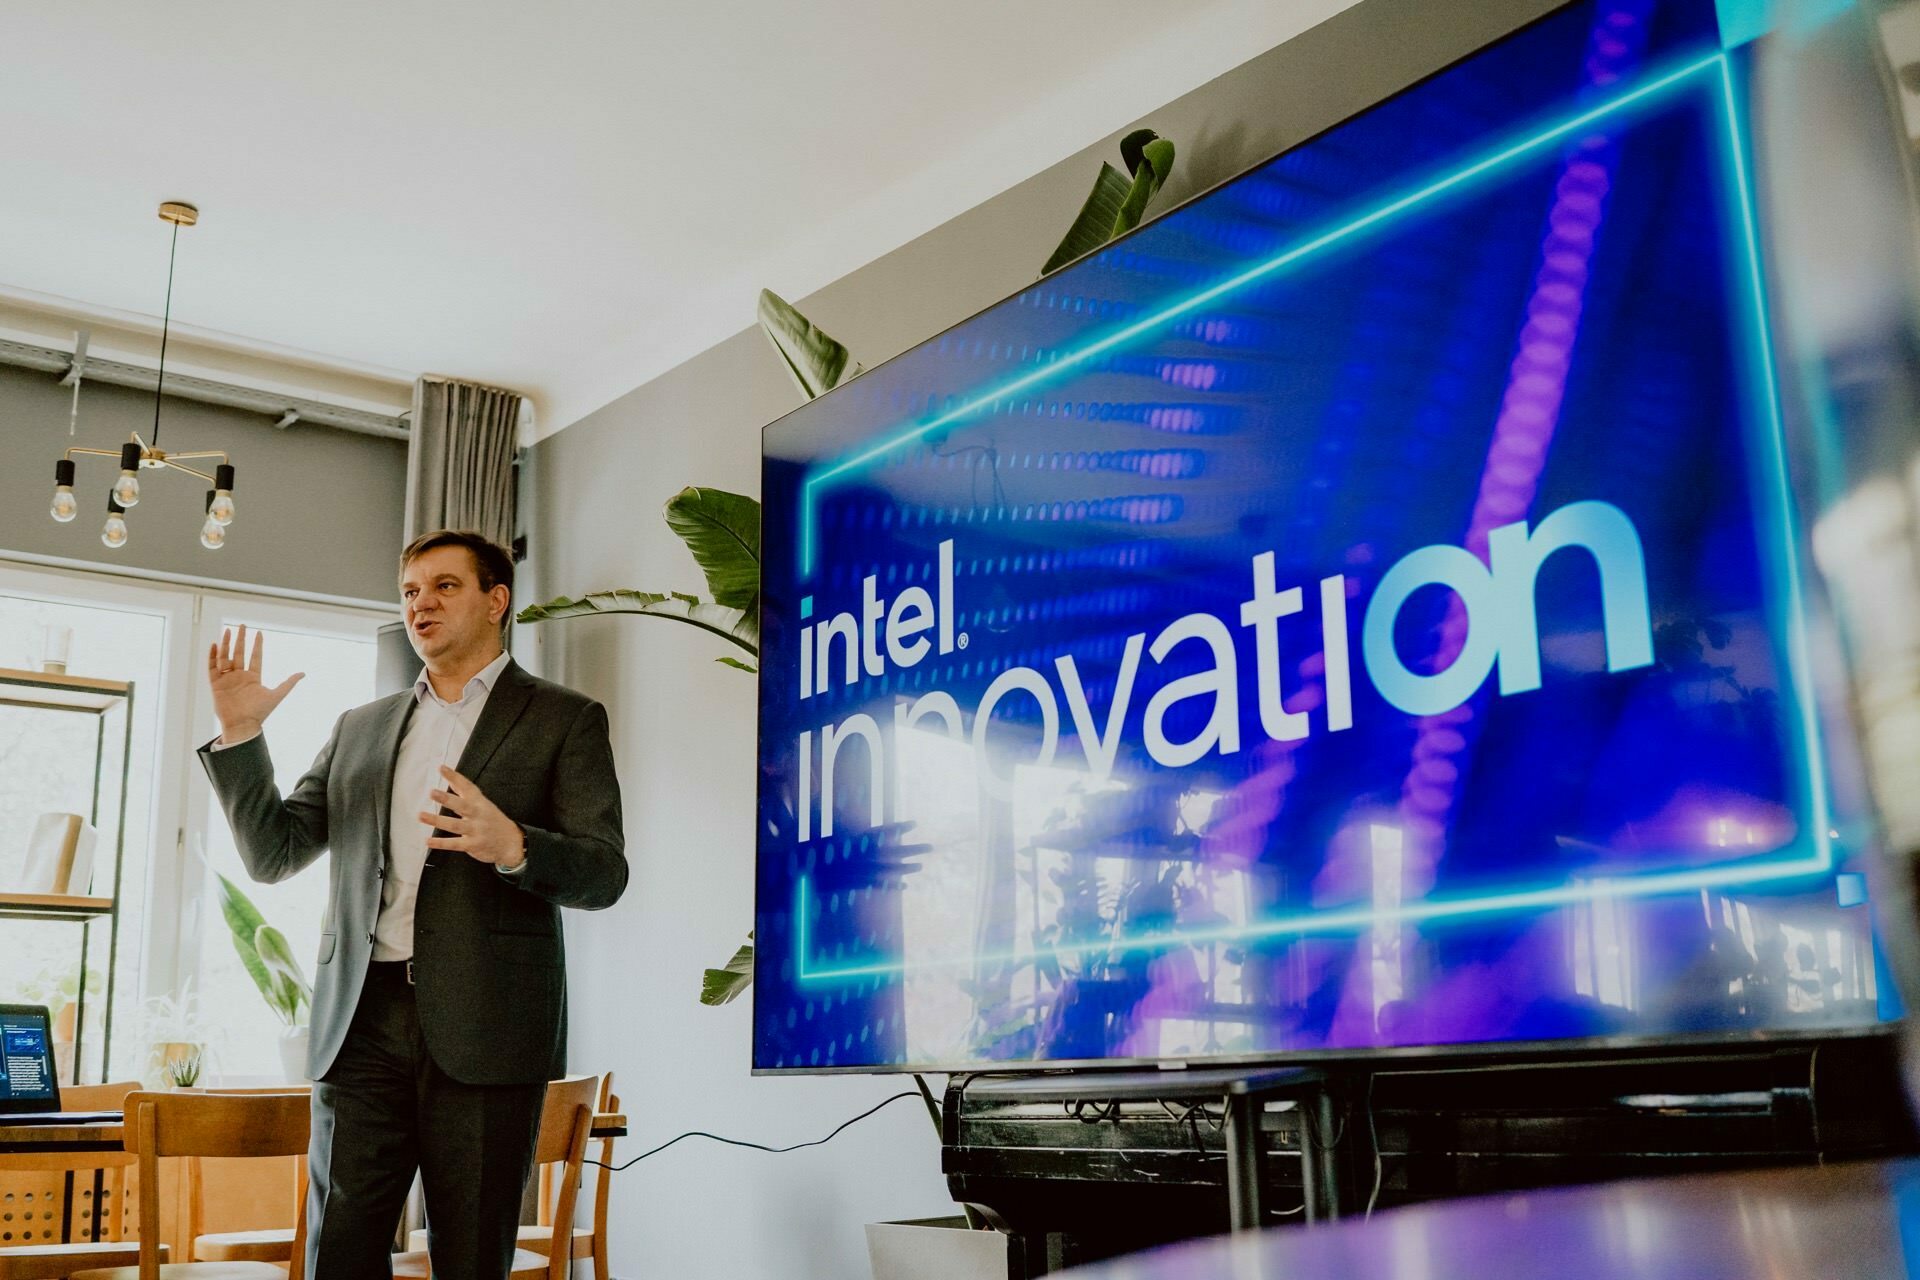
[755,0,1890,1071]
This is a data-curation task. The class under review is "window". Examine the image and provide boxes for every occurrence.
[0,561,385,1083]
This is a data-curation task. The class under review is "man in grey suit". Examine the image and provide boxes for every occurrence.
[200,529,627,1279]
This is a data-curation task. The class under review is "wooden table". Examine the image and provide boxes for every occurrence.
[0,1111,629,1252]
[0,1112,628,1155]
[1059,1158,1920,1279]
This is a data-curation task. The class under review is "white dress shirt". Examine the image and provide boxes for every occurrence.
[375,650,516,961]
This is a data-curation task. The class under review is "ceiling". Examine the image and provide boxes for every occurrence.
[1,0,1357,440]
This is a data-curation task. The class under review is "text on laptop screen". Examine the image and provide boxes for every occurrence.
[0,1011,57,1104]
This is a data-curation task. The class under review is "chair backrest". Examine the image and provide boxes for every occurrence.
[536,1073,612,1227]
[186,1085,314,1249]
[124,1091,310,1280]
[530,1075,599,1280]
[122,1091,310,1160]
[532,1076,600,1167]
[0,1080,141,1245]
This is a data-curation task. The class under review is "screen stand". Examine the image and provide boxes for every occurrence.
[956,1065,1341,1232]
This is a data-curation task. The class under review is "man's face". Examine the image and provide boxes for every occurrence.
[401,545,508,666]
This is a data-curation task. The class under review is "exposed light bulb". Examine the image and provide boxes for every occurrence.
[49,486,77,523]
[112,471,141,508]
[199,517,226,550]
[208,490,236,526]
[101,513,129,549]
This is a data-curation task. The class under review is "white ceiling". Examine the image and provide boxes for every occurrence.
[2,0,1357,440]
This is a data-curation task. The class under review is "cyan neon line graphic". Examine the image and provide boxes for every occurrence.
[795,50,1732,578]
[789,48,1837,987]
[797,843,1833,981]
[1710,54,1835,878]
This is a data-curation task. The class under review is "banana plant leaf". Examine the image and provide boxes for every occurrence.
[1041,128,1176,275]
[758,289,863,400]
[516,590,758,656]
[217,873,280,1016]
[664,487,760,613]
[255,923,313,1023]
[700,937,755,1006]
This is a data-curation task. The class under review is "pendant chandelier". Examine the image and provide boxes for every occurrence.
[50,201,237,551]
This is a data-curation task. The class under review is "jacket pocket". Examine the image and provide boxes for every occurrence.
[316,932,337,965]
[488,930,560,967]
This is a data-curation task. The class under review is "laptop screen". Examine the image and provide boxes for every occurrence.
[0,1005,60,1114]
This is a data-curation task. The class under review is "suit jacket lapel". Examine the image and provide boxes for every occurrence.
[454,659,534,785]
[373,692,417,872]
[424,659,533,871]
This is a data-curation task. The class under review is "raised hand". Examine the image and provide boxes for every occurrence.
[420,765,526,870]
[207,625,306,744]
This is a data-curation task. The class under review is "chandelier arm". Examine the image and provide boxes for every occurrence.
[159,459,216,484]
[161,451,229,462]
[64,447,123,461]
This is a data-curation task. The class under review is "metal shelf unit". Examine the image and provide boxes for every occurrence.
[0,666,134,1082]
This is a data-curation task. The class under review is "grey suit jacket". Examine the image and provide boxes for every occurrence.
[198,659,627,1084]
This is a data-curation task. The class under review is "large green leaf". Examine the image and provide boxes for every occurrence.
[1111,136,1175,240]
[1041,128,1176,276]
[699,938,755,1006]
[517,590,758,657]
[216,873,278,1013]
[758,289,863,400]
[1042,162,1132,276]
[255,924,312,1024]
[664,487,760,612]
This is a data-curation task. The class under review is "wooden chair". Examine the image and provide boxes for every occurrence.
[68,1091,308,1280]
[0,1081,161,1279]
[391,1074,600,1280]
[406,1074,618,1280]
[189,1087,310,1266]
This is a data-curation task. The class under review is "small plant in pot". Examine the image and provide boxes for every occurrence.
[217,872,314,1082]
[138,980,217,1090]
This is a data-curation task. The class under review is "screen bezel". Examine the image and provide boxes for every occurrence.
[751,0,1887,1075]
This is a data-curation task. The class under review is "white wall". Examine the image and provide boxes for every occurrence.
[523,328,955,1279]
[525,1,1558,1275]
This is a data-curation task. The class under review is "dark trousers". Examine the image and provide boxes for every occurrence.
[307,962,546,1280]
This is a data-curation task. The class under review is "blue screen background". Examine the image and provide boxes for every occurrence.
[755,0,1888,1071]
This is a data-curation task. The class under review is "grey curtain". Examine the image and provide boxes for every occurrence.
[404,376,522,545]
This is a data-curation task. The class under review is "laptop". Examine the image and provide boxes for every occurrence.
[0,1003,120,1125]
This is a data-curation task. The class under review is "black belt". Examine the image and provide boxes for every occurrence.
[368,959,415,985]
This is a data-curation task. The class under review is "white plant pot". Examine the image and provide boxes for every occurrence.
[278,1026,311,1083]
[867,1217,1009,1280]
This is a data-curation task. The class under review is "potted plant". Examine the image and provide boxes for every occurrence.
[17,963,103,1085]
[138,980,217,1089]
[216,873,314,1081]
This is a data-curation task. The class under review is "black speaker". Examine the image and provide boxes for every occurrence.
[374,621,423,698]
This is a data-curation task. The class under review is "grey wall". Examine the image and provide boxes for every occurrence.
[525,1,1560,1277]
[0,366,407,604]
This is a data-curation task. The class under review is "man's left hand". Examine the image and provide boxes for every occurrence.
[422,765,526,870]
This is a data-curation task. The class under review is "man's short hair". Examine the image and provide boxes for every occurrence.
[399,529,515,602]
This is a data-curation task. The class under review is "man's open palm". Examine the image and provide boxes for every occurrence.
[208,625,305,743]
